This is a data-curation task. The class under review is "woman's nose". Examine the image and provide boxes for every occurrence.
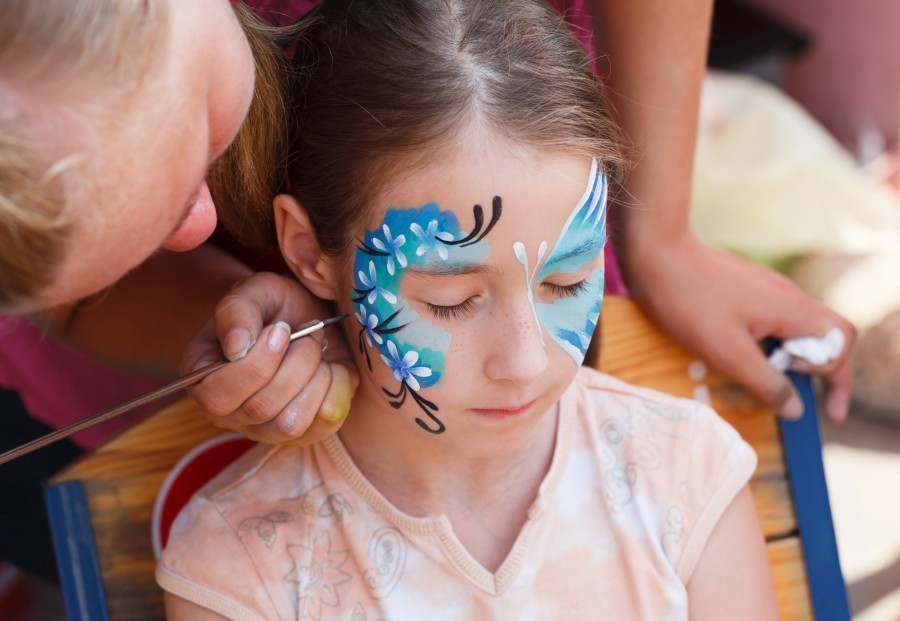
[483,300,548,385]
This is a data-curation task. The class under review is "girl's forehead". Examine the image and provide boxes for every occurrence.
[365,149,595,243]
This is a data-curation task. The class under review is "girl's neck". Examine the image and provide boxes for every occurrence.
[337,391,560,520]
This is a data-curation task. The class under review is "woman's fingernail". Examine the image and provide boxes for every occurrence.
[224,328,253,361]
[778,394,804,420]
[268,322,291,352]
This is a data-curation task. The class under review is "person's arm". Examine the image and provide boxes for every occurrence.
[165,593,230,621]
[686,486,780,619]
[590,0,712,243]
[39,244,251,378]
[38,244,358,443]
[589,0,855,421]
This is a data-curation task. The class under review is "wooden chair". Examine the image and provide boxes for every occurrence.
[45,297,850,620]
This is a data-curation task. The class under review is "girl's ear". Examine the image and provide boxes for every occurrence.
[274,194,341,301]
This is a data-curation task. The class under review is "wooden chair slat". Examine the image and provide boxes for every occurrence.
[769,537,814,621]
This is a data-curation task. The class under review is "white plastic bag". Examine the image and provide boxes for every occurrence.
[690,71,900,264]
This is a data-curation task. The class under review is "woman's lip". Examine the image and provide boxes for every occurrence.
[162,181,218,252]
[469,399,538,420]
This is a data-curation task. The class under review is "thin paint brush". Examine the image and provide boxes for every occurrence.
[0,314,348,466]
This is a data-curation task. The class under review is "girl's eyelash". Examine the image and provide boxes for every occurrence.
[426,297,477,320]
[544,280,588,298]
[424,281,587,320]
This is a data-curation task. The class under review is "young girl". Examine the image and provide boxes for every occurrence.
[157,1,778,618]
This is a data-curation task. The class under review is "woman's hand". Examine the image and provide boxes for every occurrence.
[181,272,359,443]
[623,232,856,422]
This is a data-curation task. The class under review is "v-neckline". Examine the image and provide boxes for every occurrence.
[321,388,576,594]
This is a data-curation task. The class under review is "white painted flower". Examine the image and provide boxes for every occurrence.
[355,305,384,347]
[379,341,433,391]
[357,261,397,304]
[410,220,449,261]
[371,225,407,275]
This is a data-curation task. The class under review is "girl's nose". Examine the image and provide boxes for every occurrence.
[483,301,548,386]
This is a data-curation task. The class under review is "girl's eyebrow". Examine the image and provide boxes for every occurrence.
[541,236,606,271]
[405,263,494,277]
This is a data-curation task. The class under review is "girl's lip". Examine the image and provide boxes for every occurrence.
[469,399,538,420]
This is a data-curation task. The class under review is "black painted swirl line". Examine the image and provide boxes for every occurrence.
[357,239,391,257]
[438,204,484,246]
[460,196,502,247]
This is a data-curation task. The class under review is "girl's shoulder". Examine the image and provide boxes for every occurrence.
[182,441,330,527]
[158,442,319,558]
[567,366,752,460]
[562,367,758,581]
[157,442,346,619]
[570,366,711,419]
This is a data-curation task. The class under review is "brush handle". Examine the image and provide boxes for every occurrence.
[0,315,346,466]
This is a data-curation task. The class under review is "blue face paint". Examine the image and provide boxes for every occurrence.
[535,268,604,364]
[522,158,608,365]
[352,201,495,434]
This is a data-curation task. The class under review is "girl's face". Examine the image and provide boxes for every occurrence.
[36,0,254,310]
[338,141,606,443]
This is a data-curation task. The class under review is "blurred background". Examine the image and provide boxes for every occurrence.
[699,1,900,619]
[2,0,899,618]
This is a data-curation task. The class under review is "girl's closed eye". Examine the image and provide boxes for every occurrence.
[543,279,588,298]
[425,296,479,320]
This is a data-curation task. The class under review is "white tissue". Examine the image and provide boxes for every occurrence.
[767,328,846,372]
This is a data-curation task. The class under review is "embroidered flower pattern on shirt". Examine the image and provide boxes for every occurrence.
[363,527,407,599]
[661,482,687,560]
[284,482,356,526]
[598,395,697,513]
[318,493,354,525]
[285,530,353,620]
[350,603,368,621]
[236,511,293,550]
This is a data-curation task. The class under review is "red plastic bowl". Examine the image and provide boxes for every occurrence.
[151,433,254,558]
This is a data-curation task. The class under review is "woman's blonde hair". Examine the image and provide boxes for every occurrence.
[0,0,168,313]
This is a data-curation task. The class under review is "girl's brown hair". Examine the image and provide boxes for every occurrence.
[208,1,294,250]
[214,0,624,257]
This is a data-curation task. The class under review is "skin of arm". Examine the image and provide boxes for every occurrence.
[38,244,358,443]
[165,593,231,621]
[687,486,780,619]
[588,0,856,421]
[39,243,252,378]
